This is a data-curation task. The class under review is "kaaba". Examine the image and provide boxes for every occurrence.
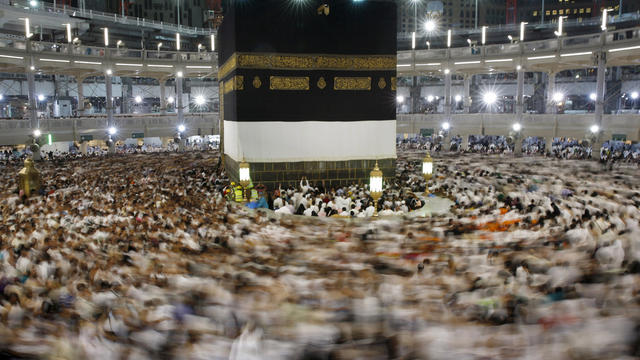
[218,0,397,188]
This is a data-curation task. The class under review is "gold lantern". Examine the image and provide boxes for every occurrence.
[238,159,251,202]
[369,161,383,217]
[18,158,41,197]
[422,153,433,195]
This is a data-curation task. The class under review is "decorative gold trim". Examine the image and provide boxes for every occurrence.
[252,76,262,89]
[317,77,326,90]
[378,77,387,89]
[333,77,371,91]
[218,53,237,80]
[219,81,224,119]
[235,75,244,91]
[269,76,310,90]
[218,52,396,79]
[391,77,397,91]
[223,75,244,94]
[223,80,233,94]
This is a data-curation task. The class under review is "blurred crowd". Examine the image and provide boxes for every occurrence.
[397,136,640,165]
[0,150,639,359]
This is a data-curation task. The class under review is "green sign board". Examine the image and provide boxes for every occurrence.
[80,135,93,142]
[420,128,435,137]
[132,132,145,139]
[612,134,627,141]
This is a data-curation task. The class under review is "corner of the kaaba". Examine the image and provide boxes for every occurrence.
[219,0,397,190]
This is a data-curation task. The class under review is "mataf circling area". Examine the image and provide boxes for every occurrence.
[0,151,639,359]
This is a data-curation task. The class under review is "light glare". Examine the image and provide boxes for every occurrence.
[483,92,497,105]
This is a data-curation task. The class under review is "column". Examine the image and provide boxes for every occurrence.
[176,75,184,124]
[444,70,452,120]
[27,63,41,161]
[176,74,186,150]
[516,67,525,121]
[545,136,554,154]
[545,71,556,114]
[27,69,38,130]
[594,51,607,153]
[159,78,167,114]
[106,72,115,153]
[76,76,85,116]
[444,70,452,150]
[595,52,606,127]
[80,142,88,154]
[410,76,420,114]
[463,74,471,114]
[461,133,469,151]
[514,67,525,155]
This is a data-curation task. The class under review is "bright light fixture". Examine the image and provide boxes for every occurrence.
[167,96,175,104]
[427,95,434,102]
[590,125,599,134]
[33,129,41,137]
[397,95,404,103]
[135,96,142,103]
[108,127,117,135]
[483,92,497,105]
[631,91,639,99]
[481,26,487,45]
[441,122,450,130]
[178,124,186,133]
[512,123,522,132]
[195,95,206,105]
[454,94,462,102]
[552,92,564,103]
[425,19,437,32]
[37,94,45,101]
[589,93,597,101]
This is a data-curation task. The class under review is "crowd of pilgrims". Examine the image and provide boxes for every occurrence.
[398,135,640,164]
[0,147,640,359]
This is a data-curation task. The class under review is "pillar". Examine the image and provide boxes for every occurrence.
[161,136,170,148]
[545,136,554,154]
[106,73,115,154]
[444,70,452,120]
[80,142,88,154]
[176,75,184,125]
[595,52,606,127]
[159,79,167,114]
[27,63,41,161]
[514,67,525,155]
[593,51,607,154]
[463,74,471,114]
[410,76,420,114]
[461,134,469,151]
[27,70,38,129]
[516,67,525,121]
[545,71,556,114]
[76,77,85,116]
